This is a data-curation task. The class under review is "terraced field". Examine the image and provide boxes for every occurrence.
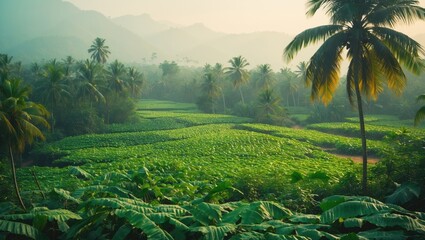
[19,100,409,202]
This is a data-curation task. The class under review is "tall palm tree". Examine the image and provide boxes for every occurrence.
[414,94,425,126]
[37,60,70,132]
[76,59,105,105]
[256,88,284,124]
[88,37,111,64]
[201,73,221,113]
[106,60,127,94]
[127,67,145,99]
[284,0,425,192]
[295,61,308,84]
[256,64,275,90]
[225,56,250,105]
[0,54,13,82]
[0,79,49,211]
[212,63,227,111]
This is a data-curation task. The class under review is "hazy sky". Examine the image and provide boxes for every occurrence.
[66,0,425,36]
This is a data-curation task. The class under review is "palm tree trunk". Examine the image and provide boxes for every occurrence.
[239,87,245,105]
[354,74,368,194]
[222,91,226,112]
[9,145,27,211]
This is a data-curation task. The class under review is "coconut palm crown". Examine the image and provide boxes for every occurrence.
[284,0,425,192]
[88,37,111,64]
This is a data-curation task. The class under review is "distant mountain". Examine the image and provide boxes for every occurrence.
[0,0,157,62]
[112,14,173,37]
[0,0,326,69]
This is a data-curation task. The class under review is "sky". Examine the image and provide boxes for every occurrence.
[66,0,425,36]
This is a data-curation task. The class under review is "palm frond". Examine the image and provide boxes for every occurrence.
[368,34,407,95]
[360,47,383,100]
[306,31,347,104]
[371,27,425,74]
[306,0,331,17]
[284,25,344,62]
[368,1,425,27]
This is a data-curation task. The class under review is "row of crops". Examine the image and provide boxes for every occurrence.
[22,100,413,201]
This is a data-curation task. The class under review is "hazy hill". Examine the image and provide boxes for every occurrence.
[112,14,173,37]
[2,0,423,70]
[0,0,157,62]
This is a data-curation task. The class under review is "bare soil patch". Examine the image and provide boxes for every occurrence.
[321,148,379,164]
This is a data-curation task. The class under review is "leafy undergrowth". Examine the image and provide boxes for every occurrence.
[307,122,425,140]
[2,169,425,240]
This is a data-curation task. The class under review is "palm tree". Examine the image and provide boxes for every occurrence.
[414,94,425,126]
[256,88,284,124]
[212,63,227,111]
[201,73,221,113]
[127,67,145,99]
[225,56,250,105]
[106,60,127,94]
[0,79,49,211]
[256,64,275,90]
[278,68,298,106]
[295,61,308,84]
[284,0,425,192]
[0,54,13,82]
[76,59,105,105]
[294,61,309,105]
[37,60,70,132]
[88,37,111,64]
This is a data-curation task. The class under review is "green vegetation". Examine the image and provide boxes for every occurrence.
[284,0,425,193]
[3,168,425,239]
[1,0,425,238]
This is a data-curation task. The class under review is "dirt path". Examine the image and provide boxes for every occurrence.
[321,148,379,164]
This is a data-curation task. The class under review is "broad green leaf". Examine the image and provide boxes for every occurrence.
[191,223,236,240]
[0,219,40,239]
[69,166,92,180]
[296,228,339,240]
[363,213,425,233]
[115,209,173,240]
[53,188,81,204]
[223,201,291,225]
[84,197,152,213]
[321,201,390,224]
[112,224,132,240]
[319,195,382,212]
[264,232,310,240]
[289,214,320,224]
[229,231,265,240]
[203,181,243,202]
[357,229,408,240]
[154,205,188,216]
[72,185,130,198]
[385,182,421,206]
[31,207,82,222]
[340,233,366,240]
[187,202,222,226]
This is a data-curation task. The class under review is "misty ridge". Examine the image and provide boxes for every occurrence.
[4,0,424,70]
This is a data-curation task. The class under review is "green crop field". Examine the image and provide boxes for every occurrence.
[8,100,425,239]
[20,100,418,202]
[20,100,400,202]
